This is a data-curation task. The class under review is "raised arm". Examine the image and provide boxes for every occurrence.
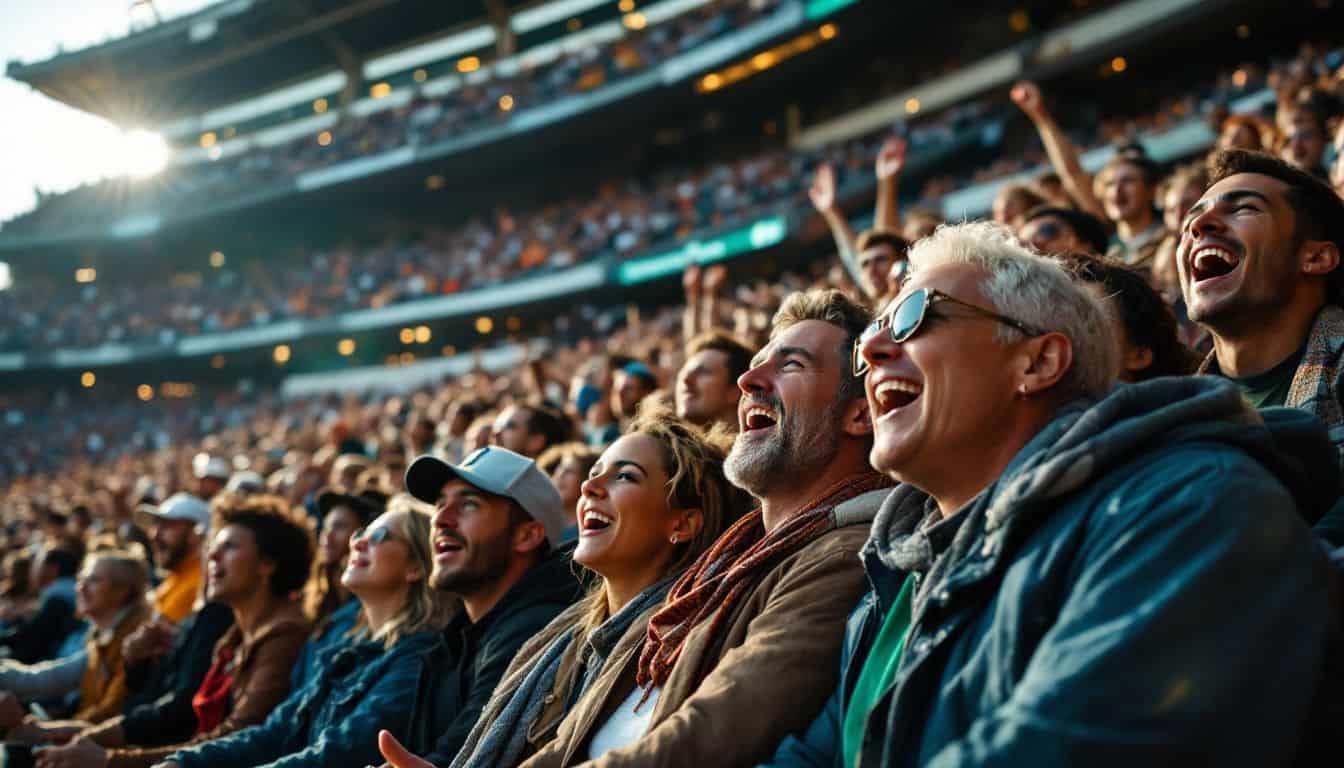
[1009,81,1108,222]
[808,164,861,285]
[874,136,907,235]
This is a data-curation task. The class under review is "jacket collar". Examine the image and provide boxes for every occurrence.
[447,545,582,639]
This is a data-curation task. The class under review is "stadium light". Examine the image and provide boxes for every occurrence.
[120,130,171,178]
[458,56,481,73]
[623,12,647,30]
[399,328,415,344]
[137,384,154,401]
[313,98,329,114]
[619,0,635,11]
[414,326,432,343]
[338,339,356,356]
[475,317,494,334]
[499,95,515,111]
[210,355,226,369]
[75,267,97,283]
[209,251,226,268]
[273,345,291,364]
[1111,56,1127,73]
[0,262,10,292]
[81,372,96,388]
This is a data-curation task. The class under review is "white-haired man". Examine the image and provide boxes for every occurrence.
[766,222,1340,767]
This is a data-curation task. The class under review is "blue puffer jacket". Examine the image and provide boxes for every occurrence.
[170,629,441,768]
[849,377,1343,767]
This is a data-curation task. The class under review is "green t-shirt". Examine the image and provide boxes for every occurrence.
[1228,346,1304,409]
[841,574,915,768]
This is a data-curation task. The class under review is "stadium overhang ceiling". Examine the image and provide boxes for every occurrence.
[5,0,527,126]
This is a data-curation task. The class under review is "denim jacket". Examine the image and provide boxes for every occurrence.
[171,629,441,768]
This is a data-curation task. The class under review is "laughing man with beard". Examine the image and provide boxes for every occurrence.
[1180,149,1344,545]
[513,290,891,768]
[372,447,582,768]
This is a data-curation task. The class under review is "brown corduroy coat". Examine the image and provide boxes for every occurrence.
[518,487,887,768]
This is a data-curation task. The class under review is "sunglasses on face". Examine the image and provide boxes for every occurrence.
[350,526,398,547]
[853,287,1044,376]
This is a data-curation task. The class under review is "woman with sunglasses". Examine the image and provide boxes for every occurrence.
[433,404,745,768]
[150,495,453,768]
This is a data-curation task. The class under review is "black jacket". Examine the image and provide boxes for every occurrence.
[0,583,81,664]
[120,601,234,746]
[409,547,583,765]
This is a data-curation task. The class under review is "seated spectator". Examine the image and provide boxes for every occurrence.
[48,601,235,768]
[139,494,209,624]
[0,544,82,664]
[491,404,572,459]
[1179,149,1344,544]
[38,494,314,767]
[440,404,743,768]
[674,330,753,431]
[1278,103,1329,176]
[0,551,151,743]
[1151,163,1209,301]
[841,219,1338,766]
[292,487,385,689]
[385,447,583,764]
[1016,206,1109,257]
[1065,255,1195,380]
[854,232,910,306]
[516,290,891,766]
[151,495,452,768]
[1218,113,1272,152]
[536,444,602,543]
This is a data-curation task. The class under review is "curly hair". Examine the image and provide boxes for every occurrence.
[211,492,314,597]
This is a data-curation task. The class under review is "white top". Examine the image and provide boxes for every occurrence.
[587,685,661,759]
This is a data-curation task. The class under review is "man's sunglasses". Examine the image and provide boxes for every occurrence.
[853,287,1044,376]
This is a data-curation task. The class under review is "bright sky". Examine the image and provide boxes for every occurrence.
[0,0,216,225]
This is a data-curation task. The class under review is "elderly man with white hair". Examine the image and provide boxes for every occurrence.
[765,221,1341,767]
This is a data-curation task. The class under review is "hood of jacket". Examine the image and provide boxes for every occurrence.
[867,375,1338,576]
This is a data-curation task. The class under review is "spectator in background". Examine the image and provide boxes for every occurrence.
[36,494,313,768]
[1218,113,1272,151]
[491,404,571,459]
[1277,104,1330,176]
[611,363,658,425]
[675,330,753,431]
[527,291,890,767]
[385,447,582,764]
[46,601,234,768]
[191,457,230,503]
[139,494,209,624]
[853,231,910,306]
[152,498,452,768]
[989,183,1048,231]
[0,551,151,744]
[536,443,601,543]
[0,544,82,664]
[1179,149,1344,545]
[1011,81,1167,269]
[1065,255,1196,380]
[406,417,437,458]
[331,455,373,491]
[900,209,943,244]
[1016,206,1109,256]
[844,220,1338,767]
[294,488,386,689]
[1330,118,1344,197]
[440,405,744,768]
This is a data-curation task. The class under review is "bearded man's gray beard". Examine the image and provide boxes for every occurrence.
[725,396,842,499]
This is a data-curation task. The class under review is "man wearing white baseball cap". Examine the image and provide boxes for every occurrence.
[137,492,210,623]
[374,447,582,767]
[191,453,231,502]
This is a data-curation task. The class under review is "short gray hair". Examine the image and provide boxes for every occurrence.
[906,221,1118,400]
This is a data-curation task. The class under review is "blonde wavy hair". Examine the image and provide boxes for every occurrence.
[351,493,455,649]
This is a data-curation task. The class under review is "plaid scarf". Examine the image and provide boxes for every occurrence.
[635,471,891,701]
[1200,304,1344,459]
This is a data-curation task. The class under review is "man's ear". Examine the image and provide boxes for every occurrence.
[1017,332,1073,397]
[842,396,874,438]
[1300,239,1341,281]
[513,519,548,555]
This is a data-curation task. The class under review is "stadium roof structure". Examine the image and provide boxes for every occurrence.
[5,0,528,125]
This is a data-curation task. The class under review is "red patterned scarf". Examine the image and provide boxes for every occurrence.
[636,471,891,699]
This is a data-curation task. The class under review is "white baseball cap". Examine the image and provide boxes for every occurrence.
[138,492,211,529]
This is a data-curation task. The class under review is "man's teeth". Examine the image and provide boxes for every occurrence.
[744,405,777,429]
[1193,246,1238,273]
[875,379,921,409]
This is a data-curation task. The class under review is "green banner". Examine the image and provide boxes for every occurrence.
[805,0,859,20]
[617,216,789,285]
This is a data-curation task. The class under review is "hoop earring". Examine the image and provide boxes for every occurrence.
[669,534,678,544]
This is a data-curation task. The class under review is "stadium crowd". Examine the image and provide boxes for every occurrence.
[2,20,1344,768]
[0,16,1306,352]
[1,0,785,239]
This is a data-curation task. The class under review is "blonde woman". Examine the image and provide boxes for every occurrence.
[441,405,745,768]
[153,495,453,768]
